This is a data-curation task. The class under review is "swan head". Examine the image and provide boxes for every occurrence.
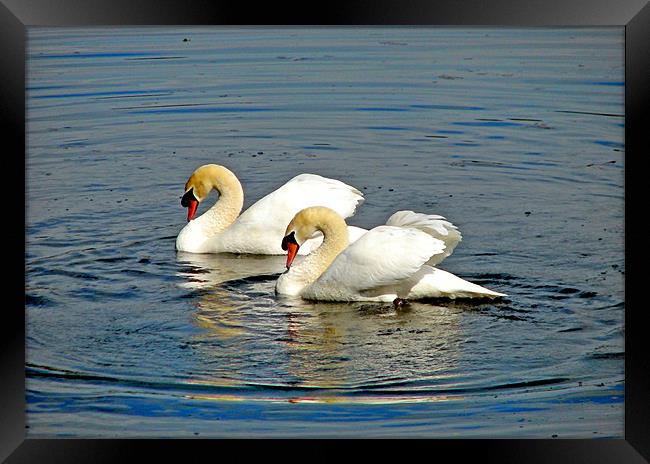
[281,206,344,269]
[181,164,238,222]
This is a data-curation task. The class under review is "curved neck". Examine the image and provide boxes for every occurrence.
[194,167,244,234]
[289,212,349,287]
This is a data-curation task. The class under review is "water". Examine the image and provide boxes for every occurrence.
[25,27,624,438]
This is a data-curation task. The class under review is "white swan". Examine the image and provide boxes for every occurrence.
[275,206,506,302]
[176,164,366,254]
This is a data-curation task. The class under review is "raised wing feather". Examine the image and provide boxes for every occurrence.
[385,210,462,265]
[234,173,364,238]
[312,225,446,295]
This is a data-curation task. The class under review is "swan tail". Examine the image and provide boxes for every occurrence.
[408,266,506,300]
[385,210,462,266]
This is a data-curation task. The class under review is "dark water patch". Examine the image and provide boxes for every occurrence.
[121,269,161,278]
[356,377,571,396]
[27,365,118,383]
[425,135,448,139]
[520,160,557,167]
[366,126,408,131]
[594,301,624,311]
[450,160,507,168]
[495,305,531,314]
[591,81,624,86]
[26,294,57,308]
[27,364,248,396]
[410,104,484,111]
[578,291,598,298]
[302,145,339,151]
[128,107,276,114]
[509,118,543,122]
[95,93,173,100]
[558,327,583,333]
[491,313,527,322]
[417,297,510,310]
[587,352,624,360]
[178,266,212,275]
[33,52,162,59]
[124,56,187,61]
[116,102,213,110]
[468,272,518,282]
[32,89,167,99]
[96,256,131,263]
[356,107,409,112]
[73,287,139,301]
[31,266,102,281]
[165,290,210,301]
[484,377,570,391]
[221,274,282,289]
[453,121,524,127]
[27,84,71,91]
[558,287,580,294]
[354,304,400,316]
[593,140,624,149]
[555,110,624,118]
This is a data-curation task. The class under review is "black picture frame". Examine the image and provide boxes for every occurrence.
[2,0,648,462]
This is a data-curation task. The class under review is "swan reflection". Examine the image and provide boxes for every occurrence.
[180,255,466,392]
[176,251,287,289]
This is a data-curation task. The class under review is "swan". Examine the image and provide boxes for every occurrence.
[176,164,366,254]
[275,206,506,302]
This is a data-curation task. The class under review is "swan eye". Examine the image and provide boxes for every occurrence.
[181,188,197,207]
[281,231,297,251]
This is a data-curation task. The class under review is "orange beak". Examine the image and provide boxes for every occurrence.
[187,200,198,222]
[286,242,299,269]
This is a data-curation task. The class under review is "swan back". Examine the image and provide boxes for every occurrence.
[222,174,363,254]
[315,227,445,286]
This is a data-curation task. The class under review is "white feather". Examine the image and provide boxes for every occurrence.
[178,173,364,255]
[385,210,462,265]
[303,226,446,301]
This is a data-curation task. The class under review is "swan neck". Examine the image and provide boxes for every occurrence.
[198,168,244,233]
[294,214,349,286]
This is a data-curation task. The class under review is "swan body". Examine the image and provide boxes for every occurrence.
[176,165,365,255]
[275,206,506,302]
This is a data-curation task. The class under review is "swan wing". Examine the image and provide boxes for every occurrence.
[312,225,446,296]
[385,210,462,265]
[238,174,363,228]
[222,174,364,254]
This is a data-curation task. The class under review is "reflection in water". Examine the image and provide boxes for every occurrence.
[176,251,287,289]
[179,251,464,394]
